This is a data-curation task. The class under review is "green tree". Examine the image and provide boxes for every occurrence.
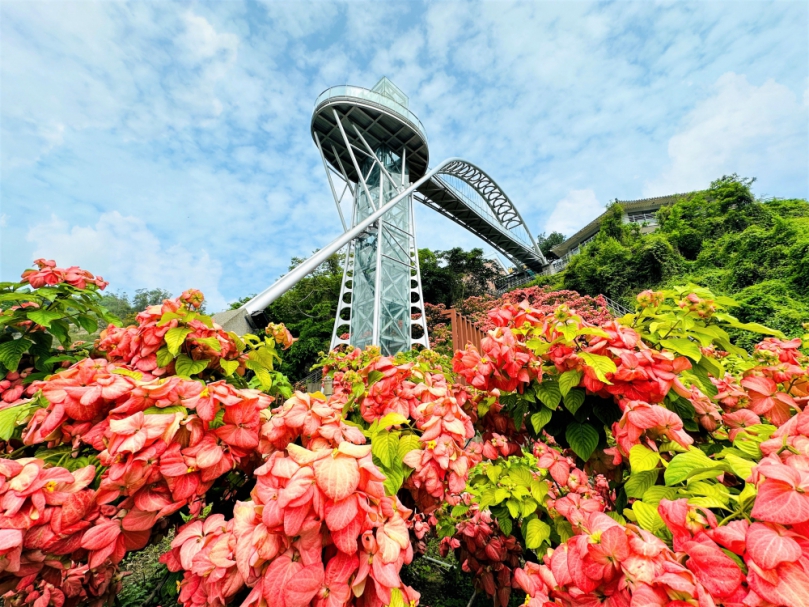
[419,247,500,307]
[100,288,173,326]
[262,253,343,381]
[536,231,566,259]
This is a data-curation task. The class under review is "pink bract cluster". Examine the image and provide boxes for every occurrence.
[21,260,108,291]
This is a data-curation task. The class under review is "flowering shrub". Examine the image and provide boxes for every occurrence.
[425,285,611,356]
[3,259,809,607]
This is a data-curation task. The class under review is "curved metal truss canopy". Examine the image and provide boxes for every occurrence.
[416,161,547,272]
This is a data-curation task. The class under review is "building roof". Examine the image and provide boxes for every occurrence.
[550,193,691,257]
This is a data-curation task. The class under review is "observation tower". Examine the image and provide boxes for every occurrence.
[224,78,547,355]
[311,78,430,354]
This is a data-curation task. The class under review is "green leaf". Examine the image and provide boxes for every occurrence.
[558,370,582,396]
[143,405,187,415]
[698,355,725,379]
[660,337,703,361]
[487,465,503,483]
[165,327,193,356]
[529,480,548,503]
[579,352,616,384]
[209,409,226,429]
[625,469,659,498]
[0,404,23,440]
[398,434,421,461]
[26,309,64,328]
[563,389,585,415]
[451,504,470,518]
[112,368,143,381]
[367,370,385,386]
[494,488,509,504]
[633,500,665,533]
[530,408,552,433]
[524,518,551,549]
[629,445,661,472]
[194,336,222,352]
[157,311,184,326]
[534,380,561,409]
[642,486,678,506]
[48,319,70,345]
[388,587,405,607]
[378,412,408,428]
[497,516,512,536]
[75,314,98,334]
[508,466,533,487]
[512,398,529,428]
[372,432,399,468]
[723,453,756,481]
[175,354,209,377]
[156,347,175,368]
[0,292,34,303]
[664,449,715,486]
[219,359,239,376]
[506,499,521,518]
[521,498,538,517]
[565,422,599,461]
[0,338,32,372]
[382,458,405,496]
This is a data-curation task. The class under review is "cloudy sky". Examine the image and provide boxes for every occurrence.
[2,1,807,311]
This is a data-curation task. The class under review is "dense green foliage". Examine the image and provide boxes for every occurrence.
[542,175,809,346]
[419,247,500,307]
[260,253,343,381]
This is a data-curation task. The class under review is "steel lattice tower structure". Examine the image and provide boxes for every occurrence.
[219,79,546,347]
[311,78,430,355]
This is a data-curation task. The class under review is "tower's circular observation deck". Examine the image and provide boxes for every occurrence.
[311,85,429,181]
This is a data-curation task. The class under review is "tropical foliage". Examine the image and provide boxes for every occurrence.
[552,175,809,347]
[2,257,809,607]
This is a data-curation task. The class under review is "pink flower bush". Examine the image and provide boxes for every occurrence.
[3,261,809,607]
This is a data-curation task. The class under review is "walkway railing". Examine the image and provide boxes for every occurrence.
[293,368,333,395]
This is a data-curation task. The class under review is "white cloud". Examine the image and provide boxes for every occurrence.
[644,73,809,197]
[26,212,228,312]
[543,189,603,237]
[180,11,238,60]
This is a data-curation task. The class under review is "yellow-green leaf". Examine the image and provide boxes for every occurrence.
[579,352,616,384]
[165,327,193,356]
[558,370,582,396]
[174,354,209,377]
[219,359,239,376]
[398,434,421,461]
[629,445,661,472]
[633,500,664,533]
[378,412,408,428]
[524,518,551,549]
[660,338,702,361]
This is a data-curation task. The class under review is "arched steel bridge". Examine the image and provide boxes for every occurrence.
[417,161,546,272]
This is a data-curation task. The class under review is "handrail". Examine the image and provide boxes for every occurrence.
[314,85,428,142]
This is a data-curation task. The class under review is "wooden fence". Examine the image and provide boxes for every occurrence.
[442,309,487,353]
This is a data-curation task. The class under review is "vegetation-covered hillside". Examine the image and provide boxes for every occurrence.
[537,175,809,347]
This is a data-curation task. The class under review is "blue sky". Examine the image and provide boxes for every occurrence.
[2,1,807,312]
